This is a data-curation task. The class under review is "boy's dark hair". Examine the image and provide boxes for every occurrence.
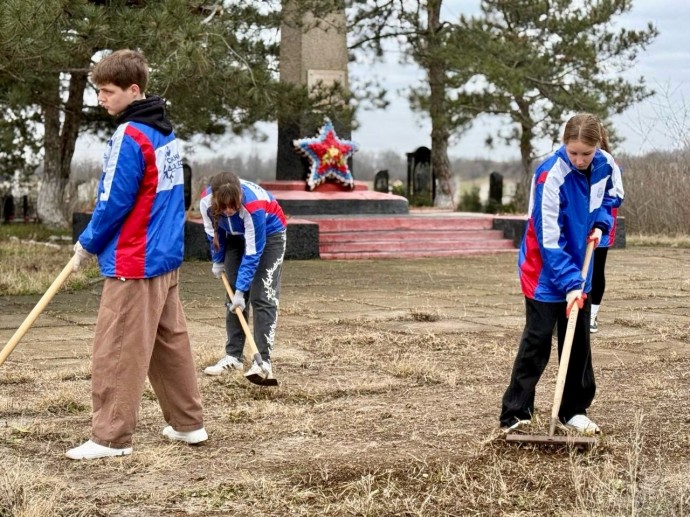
[91,49,149,91]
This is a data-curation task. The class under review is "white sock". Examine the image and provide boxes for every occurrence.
[591,304,600,320]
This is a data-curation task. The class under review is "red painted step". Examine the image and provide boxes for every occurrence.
[314,215,494,232]
[310,213,517,260]
[320,239,514,254]
[319,229,506,243]
[320,249,517,260]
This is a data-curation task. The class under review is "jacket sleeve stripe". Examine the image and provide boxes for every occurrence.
[268,201,287,227]
[100,124,127,202]
[241,206,259,256]
[199,191,214,239]
[541,164,566,249]
[115,125,159,278]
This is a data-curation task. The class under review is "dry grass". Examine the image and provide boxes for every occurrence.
[628,233,690,248]
[1,248,689,515]
[0,240,100,296]
[619,150,690,235]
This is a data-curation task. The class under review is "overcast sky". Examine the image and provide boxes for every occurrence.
[348,0,690,161]
[75,0,690,163]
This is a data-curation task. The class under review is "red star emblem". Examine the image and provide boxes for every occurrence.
[293,118,358,191]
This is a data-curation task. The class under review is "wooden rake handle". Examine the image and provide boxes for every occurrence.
[0,256,76,368]
[219,272,261,359]
[549,240,596,437]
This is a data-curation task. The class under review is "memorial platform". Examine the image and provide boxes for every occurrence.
[260,180,409,217]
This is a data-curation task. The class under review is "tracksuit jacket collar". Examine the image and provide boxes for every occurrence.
[115,95,173,136]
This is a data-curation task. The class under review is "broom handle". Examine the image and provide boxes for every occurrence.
[0,257,76,367]
[220,272,261,360]
[549,241,595,436]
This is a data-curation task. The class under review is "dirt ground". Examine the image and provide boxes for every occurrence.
[1,247,689,516]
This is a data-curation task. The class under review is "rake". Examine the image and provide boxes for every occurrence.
[220,272,278,387]
[0,257,75,368]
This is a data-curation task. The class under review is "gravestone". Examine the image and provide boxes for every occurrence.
[2,194,14,223]
[277,1,350,181]
[374,170,389,193]
[487,171,503,213]
[22,195,29,221]
[182,161,192,211]
[406,146,433,204]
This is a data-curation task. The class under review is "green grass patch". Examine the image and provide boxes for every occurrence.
[0,222,71,243]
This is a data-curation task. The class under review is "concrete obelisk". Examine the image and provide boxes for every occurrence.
[276,1,350,181]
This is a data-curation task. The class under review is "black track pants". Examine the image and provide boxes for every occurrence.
[500,296,595,427]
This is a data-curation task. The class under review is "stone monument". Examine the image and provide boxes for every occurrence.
[277,0,350,181]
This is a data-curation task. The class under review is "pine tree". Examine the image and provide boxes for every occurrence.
[348,0,474,208]
[0,0,283,226]
[447,0,657,206]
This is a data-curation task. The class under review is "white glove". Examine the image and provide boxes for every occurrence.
[211,262,225,278]
[229,290,246,312]
[587,228,603,248]
[565,289,587,318]
[72,242,93,272]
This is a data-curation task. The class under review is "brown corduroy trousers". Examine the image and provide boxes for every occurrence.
[90,269,204,448]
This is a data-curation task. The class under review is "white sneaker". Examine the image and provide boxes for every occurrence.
[162,426,208,444]
[204,355,243,376]
[66,440,132,460]
[245,359,272,379]
[502,419,531,433]
[565,414,601,435]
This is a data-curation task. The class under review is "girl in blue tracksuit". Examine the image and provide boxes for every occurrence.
[500,113,624,435]
[199,171,287,379]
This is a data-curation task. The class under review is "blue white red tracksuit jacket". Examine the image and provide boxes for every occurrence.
[78,97,185,278]
[518,146,624,302]
[199,181,287,293]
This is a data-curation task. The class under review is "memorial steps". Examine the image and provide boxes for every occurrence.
[296,213,517,260]
[258,181,520,260]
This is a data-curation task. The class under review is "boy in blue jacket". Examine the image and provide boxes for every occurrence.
[68,49,206,460]
[200,171,287,380]
[500,113,624,435]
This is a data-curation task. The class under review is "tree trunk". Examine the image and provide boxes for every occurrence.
[426,0,454,209]
[513,99,534,212]
[37,71,87,228]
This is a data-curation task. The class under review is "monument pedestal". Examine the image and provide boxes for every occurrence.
[261,180,409,217]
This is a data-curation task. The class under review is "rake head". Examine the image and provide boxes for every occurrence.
[245,372,279,387]
[245,353,279,387]
[504,433,598,448]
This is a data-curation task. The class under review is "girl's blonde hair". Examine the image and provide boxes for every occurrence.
[562,113,610,153]
[210,171,242,250]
